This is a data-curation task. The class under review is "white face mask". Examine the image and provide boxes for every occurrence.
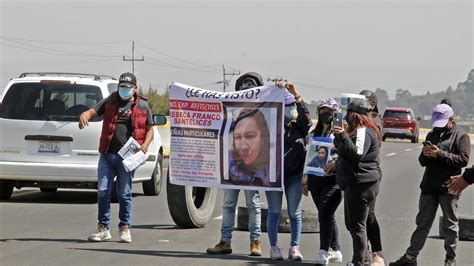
[284,104,298,123]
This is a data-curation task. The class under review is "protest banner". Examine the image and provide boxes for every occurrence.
[303,137,334,176]
[169,82,285,191]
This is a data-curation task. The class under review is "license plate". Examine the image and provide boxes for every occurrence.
[38,141,61,153]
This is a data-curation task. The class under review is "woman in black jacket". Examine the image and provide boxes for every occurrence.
[333,98,382,266]
[303,98,343,265]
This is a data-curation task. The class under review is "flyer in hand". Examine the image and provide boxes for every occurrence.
[118,137,148,172]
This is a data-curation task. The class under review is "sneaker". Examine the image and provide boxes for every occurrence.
[389,254,417,266]
[329,249,343,263]
[270,245,284,260]
[250,239,262,256]
[315,249,330,265]
[119,225,132,243]
[444,258,456,266]
[372,251,385,266]
[288,245,303,261]
[206,240,232,254]
[87,224,112,242]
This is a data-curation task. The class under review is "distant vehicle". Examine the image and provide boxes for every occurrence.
[0,72,217,228]
[382,107,420,143]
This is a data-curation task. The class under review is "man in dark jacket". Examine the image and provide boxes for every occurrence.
[390,103,471,266]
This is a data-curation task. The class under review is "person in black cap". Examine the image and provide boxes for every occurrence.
[79,72,154,243]
[207,72,264,256]
[333,98,383,266]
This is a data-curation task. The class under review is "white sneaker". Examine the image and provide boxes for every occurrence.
[119,225,132,243]
[329,249,343,263]
[315,249,330,265]
[288,245,303,261]
[270,245,283,260]
[87,224,112,242]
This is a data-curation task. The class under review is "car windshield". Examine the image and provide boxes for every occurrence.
[0,82,103,121]
[383,110,411,119]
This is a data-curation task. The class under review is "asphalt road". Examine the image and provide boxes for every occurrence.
[1,141,473,265]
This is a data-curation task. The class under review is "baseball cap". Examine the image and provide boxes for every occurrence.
[431,103,453,128]
[318,98,341,112]
[119,72,137,86]
[347,98,370,114]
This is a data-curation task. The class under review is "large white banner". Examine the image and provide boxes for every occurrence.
[169,82,285,191]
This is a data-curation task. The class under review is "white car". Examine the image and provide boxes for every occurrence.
[0,72,166,199]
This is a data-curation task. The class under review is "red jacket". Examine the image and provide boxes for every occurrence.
[99,92,148,154]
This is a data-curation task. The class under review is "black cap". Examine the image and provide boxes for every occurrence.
[235,72,264,91]
[359,90,378,105]
[119,72,137,86]
[347,98,370,114]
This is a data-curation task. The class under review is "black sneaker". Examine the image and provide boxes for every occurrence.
[389,254,417,266]
[444,258,456,266]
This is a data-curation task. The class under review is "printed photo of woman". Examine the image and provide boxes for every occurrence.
[226,108,270,186]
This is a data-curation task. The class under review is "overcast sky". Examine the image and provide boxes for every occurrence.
[1,0,472,101]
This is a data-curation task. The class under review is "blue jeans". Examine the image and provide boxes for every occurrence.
[97,153,133,229]
[266,174,303,247]
[221,189,261,242]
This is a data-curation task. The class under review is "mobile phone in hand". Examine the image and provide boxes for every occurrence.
[422,141,433,146]
[332,112,343,129]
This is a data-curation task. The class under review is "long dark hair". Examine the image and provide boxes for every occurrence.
[230,108,270,172]
[346,111,381,142]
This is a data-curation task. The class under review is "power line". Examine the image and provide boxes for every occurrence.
[2,39,122,58]
[222,65,240,92]
[0,36,130,45]
[145,57,220,73]
[135,41,221,71]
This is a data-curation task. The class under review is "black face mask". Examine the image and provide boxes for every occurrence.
[319,112,332,124]
[433,126,448,134]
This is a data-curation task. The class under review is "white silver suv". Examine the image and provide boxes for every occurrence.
[0,72,166,199]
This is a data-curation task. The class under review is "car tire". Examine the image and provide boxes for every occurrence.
[0,180,14,200]
[382,135,387,142]
[167,170,217,228]
[142,154,163,196]
[40,188,58,193]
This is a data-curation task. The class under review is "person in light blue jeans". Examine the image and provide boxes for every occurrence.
[266,82,312,261]
[266,174,303,251]
[207,72,265,256]
[206,189,262,255]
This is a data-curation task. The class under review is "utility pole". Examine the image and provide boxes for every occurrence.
[222,65,240,92]
[123,41,144,74]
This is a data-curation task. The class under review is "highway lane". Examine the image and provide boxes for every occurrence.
[0,141,473,265]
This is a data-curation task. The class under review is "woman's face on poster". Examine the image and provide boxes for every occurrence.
[317,147,327,161]
[234,116,261,165]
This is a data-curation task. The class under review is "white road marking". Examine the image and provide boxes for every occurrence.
[158,239,170,243]
[404,149,412,152]
[386,153,397,157]
[418,145,423,148]
[212,215,223,220]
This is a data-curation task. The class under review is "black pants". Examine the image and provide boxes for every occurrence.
[367,188,382,252]
[309,175,342,251]
[344,181,380,266]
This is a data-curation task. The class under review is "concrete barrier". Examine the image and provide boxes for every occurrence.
[236,206,319,233]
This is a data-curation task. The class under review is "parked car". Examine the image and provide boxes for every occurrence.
[382,107,420,143]
[0,72,216,228]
